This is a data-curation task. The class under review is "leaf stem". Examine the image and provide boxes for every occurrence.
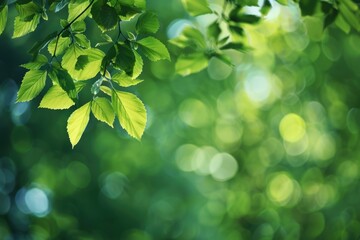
[51,0,95,60]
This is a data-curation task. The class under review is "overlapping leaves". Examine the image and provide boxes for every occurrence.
[2,0,168,147]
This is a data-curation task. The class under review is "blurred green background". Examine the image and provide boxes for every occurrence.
[2,0,360,239]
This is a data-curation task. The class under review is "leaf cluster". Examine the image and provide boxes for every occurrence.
[1,0,169,147]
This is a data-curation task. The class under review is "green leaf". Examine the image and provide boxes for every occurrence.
[71,20,86,32]
[112,90,147,140]
[91,1,118,32]
[48,67,77,99]
[39,85,75,109]
[220,42,245,52]
[91,97,115,127]
[74,34,91,48]
[261,0,271,15]
[68,0,91,23]
[136,11,159,34]
[0,5,7,35]
[13,14,40,38]
[48,36,71,56]
[62,45,105,80]
[299,0,318,16]
[16,1,42,20]
[112,72,143,87]
[181,0,212,16]
[17,69,47,102]
[137,37,170,61]
[339,3,360,31]
[175,52,208,76]
[335,14,351,33]
[21,54,48,70]
[100,85,112,96]
[169,26,207,50]
[67,102,91,148]
[29,31,58,57]
[276,0,288,5]
[114,43,136,75]
[207,20,221,42]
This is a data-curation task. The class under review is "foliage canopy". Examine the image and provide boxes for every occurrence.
[1,0,359,146]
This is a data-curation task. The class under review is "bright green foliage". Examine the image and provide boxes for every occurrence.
[91,97,115,127]
[112,90,147,140]
[68,0,91,23]
[1,0,360,147]
[47,36,71,56]
[48,67,77,100]
[112,72,143,87]
[136,11,159,34]
[13,14,40,38]
[0,5,7,34]
[175,52,208,76]
[62,46,105,80]
[137,37,170,61]
[181,0,212,16]
[16,70,47,102]
[276,0,288,5]
[67,102,91,148]
[39,85,75,110]
[21,54,48,70]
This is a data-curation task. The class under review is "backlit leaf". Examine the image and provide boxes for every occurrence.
[112,72,143,87]
[21,54,48,70]
[13,14,40,38]
[181,0,212,16]
[68,0,91,23]
[39,85,75,109]
[17,69,47,102]
[136,11,159,34]
[67,102,91,148]
[112,90,147,140]
[62,45,105,80]
[137,37,170,61]
[91,97,115,127]
[48,36,71,56]
[175,52,208,76]
[0,5,7,35]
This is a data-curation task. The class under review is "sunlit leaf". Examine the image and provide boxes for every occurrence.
[67,102,91,148]
[71,20,86,32]
[276,0,288,5]
[21,54,48,70]
[137,37,170,61]
[68,0,91,23]
[62,45,105,80]
[17,69,47,102]
[91,97,115,127]
[136,11,159,34]
[74,34,91,48]
[39,85,75,109]
[13,14,40,38]
[112,90,147,140]
[15,1,42,20]
[169,26,207,50]
[0,5,7,35]
[181,0,212,16]
[175,52,208,76]
[48,67,77,99]
[48,36,71,56]
[112,72,143,87]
